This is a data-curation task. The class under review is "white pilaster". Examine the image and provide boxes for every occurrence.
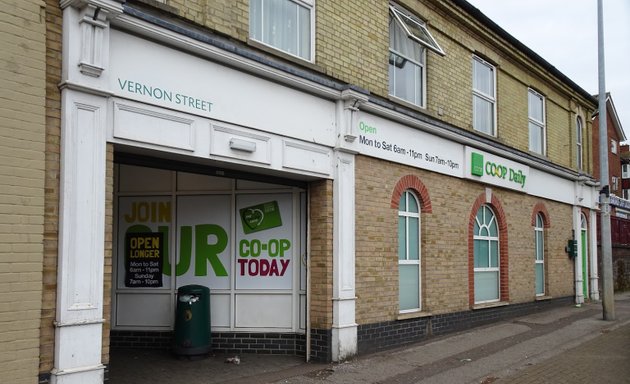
[53,1,121,382]
[52,89,108,384]
[589,209,600,301]
[331,151,357,362]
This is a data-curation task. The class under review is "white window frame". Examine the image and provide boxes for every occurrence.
[472,56,497,136]
[611,139,618,154]
[249,0,315,62]
[389,4,444,55]
[622,164,630,179]
[473,205,500,304]
[398,190,421,313]
[388,5,431,108]
[528,89,546,155]
[576,116,584,170]
[612,176,619,192]
[534,213,545,296]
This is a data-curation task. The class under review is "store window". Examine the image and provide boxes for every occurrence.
[472,56,496,136]
[473,205,499,303]
[389,4,444,107]
[398,190,421,312]
[250,0,313,61]
[576,116,583,170]
[534,213,545,296]
[113,165,307,332]
[528,89,546,155]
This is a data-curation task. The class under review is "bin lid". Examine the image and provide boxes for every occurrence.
[177,284,209,295]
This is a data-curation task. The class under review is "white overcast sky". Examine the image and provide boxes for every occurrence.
[466,0,630,142]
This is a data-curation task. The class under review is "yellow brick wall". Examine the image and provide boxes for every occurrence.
[0,1,47,383]
[308,180,334,329]
[153,0,595,171]
[316,0,389,96]
[40,0,61,373]
[355,155,575,324]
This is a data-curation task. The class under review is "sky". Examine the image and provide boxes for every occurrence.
[466,0,630,143]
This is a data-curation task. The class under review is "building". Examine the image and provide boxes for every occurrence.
[592,93,628,217]
[622,144,629,201]
[592,95,629,291]
[0,0,604,383]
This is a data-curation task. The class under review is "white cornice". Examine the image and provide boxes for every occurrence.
[60,0,124,15]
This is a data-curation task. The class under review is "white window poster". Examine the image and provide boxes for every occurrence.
[176,195,231,289]
[235,194,293,289]
[117,196,173,289]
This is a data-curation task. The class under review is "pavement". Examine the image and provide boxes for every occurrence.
[108,292,630,384]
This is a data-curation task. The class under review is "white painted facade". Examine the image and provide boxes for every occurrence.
[55,1,600,382]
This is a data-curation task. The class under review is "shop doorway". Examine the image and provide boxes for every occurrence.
[111,161,308,355]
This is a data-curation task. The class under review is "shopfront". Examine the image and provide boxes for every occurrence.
[113,165,307,337]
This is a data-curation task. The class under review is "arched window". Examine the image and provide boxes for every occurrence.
[576,116,583,171]
[534,213,545,296]
[474,205,499,303]
[398,190,421,311]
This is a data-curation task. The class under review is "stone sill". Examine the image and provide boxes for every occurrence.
[535,295,553,301]
[472,301,509,310]
[397,310,433,321]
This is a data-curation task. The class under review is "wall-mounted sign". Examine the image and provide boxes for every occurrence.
[125,232,164,288]
[465,147,530,192]
[356,113,464,178]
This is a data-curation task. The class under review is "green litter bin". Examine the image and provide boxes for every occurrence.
[173,284,211,356]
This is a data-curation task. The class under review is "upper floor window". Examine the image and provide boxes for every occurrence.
[576,116,584,170]
[389,4,443,107]
[611,139,618,154]
[472,56,496,136]
[612,176,619,193]
[250,0,313,61]
[623,164,630,179]
[528,89,546,155]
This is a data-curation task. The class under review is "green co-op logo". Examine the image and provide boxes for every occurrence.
[471,152,527,188]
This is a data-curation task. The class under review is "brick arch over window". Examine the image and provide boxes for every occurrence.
[468,192,509,306]
[390,175,432,213]
[531,202,551,228]
[580,208,590,226]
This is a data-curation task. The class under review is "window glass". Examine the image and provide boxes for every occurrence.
[534,213,545,295]
[399,265,420,311]
[528,89,545,154]
[250,0,312,61]
[398,216,406,260]
[490,241,498,267]
[535,263,544,295]
[408,217,419,260]
[473,205,499,302]
[576,116,583,170]
[389,10,425,106]
[473,59,494,96]
[474,271,499,302]
[398,190,421,311]
[472,57,496,135]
